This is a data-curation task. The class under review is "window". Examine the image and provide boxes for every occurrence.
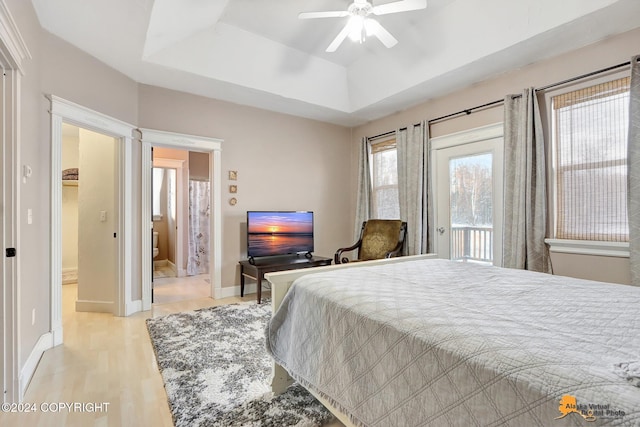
[152,167,164,220]
[370,137,400,219]
[552,76,630,242]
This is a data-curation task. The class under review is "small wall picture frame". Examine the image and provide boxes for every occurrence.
[229,197,237,206]
[228,170,237,180]
[229,184,237,193]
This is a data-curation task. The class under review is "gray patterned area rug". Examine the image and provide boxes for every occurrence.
[146,301,334,427]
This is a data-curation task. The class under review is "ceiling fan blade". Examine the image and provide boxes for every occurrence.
[326,22,353,52]
[372,0,427,15]
[367,19,398,48]
[299,11,349,19]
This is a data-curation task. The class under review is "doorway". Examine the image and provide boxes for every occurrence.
[61,124,119,312]
[140,129,222,311]
[432,124,504,266]
[151,150,212,305]
[50,96,136,346]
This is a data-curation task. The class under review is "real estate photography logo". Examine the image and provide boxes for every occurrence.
[555,395,626,423]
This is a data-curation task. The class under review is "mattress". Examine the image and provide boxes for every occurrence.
[265,259,640,426]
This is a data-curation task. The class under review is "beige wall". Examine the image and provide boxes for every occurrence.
[352,27,640,285]
[137,85,353,288]
[189,152,209,180]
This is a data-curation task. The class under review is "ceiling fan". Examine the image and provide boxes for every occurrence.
[299,0,427,52]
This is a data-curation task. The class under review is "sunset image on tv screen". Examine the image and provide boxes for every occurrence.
[247,212,313,257]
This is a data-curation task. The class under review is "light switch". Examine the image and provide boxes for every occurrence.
[27,208,33,224]
[100,210,107,222]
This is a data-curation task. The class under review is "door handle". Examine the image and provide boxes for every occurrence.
[437,227,445,235]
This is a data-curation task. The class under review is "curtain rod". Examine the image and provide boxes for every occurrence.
[428,99,505,124]
[426,58,636,125]
[368,57,637,138]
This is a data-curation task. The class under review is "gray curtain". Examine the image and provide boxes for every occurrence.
[629,55,640,286]
[503,88,551,272]
[354,137,372,240]
[397,122,433,255]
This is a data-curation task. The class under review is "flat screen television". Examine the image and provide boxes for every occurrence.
[247,211,314,259]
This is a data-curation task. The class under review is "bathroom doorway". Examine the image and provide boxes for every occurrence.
[152,148,211,304]
[140,129,222,311]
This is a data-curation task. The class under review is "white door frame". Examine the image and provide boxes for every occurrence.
[0,1,31,403]
[431,123,504,266]
[140,128,222,311]
[49,96,135,338]
[153,158,186,277]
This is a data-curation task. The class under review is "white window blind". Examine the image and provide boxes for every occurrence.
[370,138,400,219]
[553,76,630,241]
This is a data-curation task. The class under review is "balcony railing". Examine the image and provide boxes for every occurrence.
[451,226,493,263]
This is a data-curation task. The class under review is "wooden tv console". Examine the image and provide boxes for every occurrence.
[239,254,332,303]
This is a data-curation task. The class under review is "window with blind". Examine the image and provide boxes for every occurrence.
[552,76,630,241]
[370,137,400,219]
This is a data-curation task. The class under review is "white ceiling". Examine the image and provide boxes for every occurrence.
[31,0,640,126]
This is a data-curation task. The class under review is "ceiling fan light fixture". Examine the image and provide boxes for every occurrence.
[300,0,427,52]
[348,15,375,43]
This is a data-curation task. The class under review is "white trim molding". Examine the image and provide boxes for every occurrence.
[430,122,503,151]
[0,1,31,73]
[75,300,115,313]
[0,0,30,403]
[19,332,53,400]
[140,128,223,310]
[546,239,630,258]
[219,283,258,299]
[49,95,136,350]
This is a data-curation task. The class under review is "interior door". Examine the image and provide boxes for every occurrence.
[434,137,503,266]
[77,128,118,308]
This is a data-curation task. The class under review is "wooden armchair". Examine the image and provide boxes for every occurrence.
[334,219,407,264]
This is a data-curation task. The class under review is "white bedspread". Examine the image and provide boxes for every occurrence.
[265,259,640,426]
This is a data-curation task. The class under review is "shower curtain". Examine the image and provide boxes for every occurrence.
[187,179,210,276]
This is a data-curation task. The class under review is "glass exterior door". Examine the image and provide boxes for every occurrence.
[435,136,503,266]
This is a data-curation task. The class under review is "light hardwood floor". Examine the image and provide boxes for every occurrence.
[152,274,210,305]
[0,283,266,427]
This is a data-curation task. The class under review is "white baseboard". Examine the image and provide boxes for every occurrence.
[51,325,63,347]
[126,299,142,316]
[154,259,168,268]
[218,283,261,299]
[167,259,177,274]
[75,300,114,313]
[20,332,54,401]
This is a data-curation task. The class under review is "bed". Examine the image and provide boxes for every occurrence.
[265,255,640,427]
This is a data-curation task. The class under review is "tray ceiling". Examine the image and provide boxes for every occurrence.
[31,0,640,126]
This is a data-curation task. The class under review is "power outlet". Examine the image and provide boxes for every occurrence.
[32,308,35,325]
